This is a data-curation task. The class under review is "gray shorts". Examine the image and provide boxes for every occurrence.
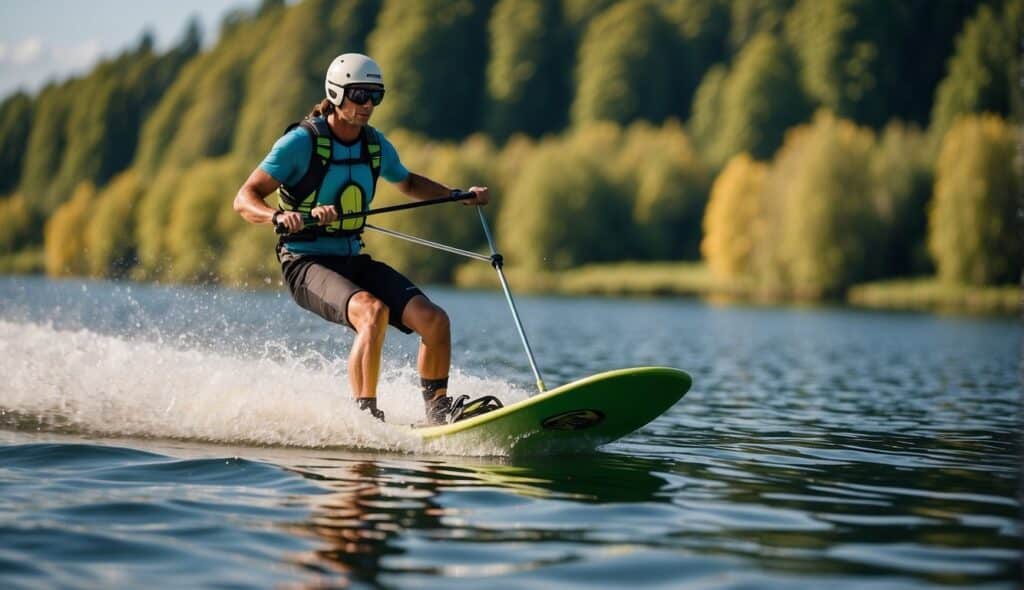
[281,254,423,334]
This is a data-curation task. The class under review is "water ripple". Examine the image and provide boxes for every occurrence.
[0,277,1020,588]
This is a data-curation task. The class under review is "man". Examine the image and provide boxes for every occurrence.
[233,53,489,424]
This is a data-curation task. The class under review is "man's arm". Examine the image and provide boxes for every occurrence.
[396,172,489,205]
[233,168,281,224]
[395,172,453,201]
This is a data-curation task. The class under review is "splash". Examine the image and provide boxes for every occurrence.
[0,320,529,455]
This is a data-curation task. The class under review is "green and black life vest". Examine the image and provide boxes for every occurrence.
[277,117,382,242]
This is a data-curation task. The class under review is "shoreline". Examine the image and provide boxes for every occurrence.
[1,257,1018,317]
[454,261,1020,317]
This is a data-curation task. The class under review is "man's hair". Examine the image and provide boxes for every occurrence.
[308,98,335,119]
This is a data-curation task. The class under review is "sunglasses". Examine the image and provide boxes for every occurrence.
[344,86,385,106]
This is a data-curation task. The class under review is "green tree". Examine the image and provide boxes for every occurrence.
[134,12,276,176]
[561,0,618,29]
[777,111,880,297]
[870,122,932,277]
[888,0,984,127]
[50,71,117,199]
[163,156,248,283]
[42,32,197,206]
[498,126,628,270]
[1,22,195,215]
[19,81,74,211]
[709,32,809,167]
[928,114,1021,285]
[369,132,496,283]
[0,93,33,194]
[133,167,183,279]
[929,2,1019,151]
[702,153,768,279]
[688,65,727,154]
[233,0,380,163]
[659,0,731,120]
[219,223,281,287]
[785,0,898,128]
[161,45,253,169]
[728,0,794,52]
[620,121,710,259]
[85,170,141,278]
[485,0,571,139]
[572,0,677,126]
[104,24,201,178]
[368,0,491,138]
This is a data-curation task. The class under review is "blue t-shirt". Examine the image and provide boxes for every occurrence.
[260,120,409,256]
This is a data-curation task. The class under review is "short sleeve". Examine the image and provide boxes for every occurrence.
[378,133,409,183]
[259,127,312,187]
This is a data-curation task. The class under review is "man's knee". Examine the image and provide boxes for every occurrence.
[416,303,450,342]
[349,292,389,332]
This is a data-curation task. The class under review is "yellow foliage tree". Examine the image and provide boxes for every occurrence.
[928,114,1021,285]
[44,182,96,277]
[0,193,33,255]
[701,153,768,279]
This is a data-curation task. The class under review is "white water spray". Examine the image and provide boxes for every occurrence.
[0,320,528,455]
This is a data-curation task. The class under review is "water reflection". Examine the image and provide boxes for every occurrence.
[282,452,676,586]
[271,423,1020,587]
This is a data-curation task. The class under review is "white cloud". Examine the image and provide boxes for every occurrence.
[50,39,103,70]
[0,37,102,69]
[13,38,43,64]
[0,37,107,98]
[0,37,44,65]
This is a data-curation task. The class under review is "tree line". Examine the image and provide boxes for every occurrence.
[0,0,1019,298]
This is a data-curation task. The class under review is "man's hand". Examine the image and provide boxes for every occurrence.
[275,210,305,233]
[311,205,339,225]
[462,186,490,206]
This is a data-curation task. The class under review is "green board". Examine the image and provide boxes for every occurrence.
[411,367,691,455]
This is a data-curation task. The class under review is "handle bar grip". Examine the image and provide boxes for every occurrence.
[273,190,477,234]
[274,214,316,235]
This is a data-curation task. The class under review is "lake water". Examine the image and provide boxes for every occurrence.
[0,275,1019,589]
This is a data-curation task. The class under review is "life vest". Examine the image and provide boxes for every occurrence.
[276,116,382,242]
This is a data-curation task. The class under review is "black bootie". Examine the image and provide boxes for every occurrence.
[357,397,386,422]
[421,377,450,425]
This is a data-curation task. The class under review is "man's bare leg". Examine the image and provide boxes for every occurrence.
[402,295,452,420]
[346,291,390,400]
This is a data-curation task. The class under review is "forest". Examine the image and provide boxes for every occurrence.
[0,0,1019,311]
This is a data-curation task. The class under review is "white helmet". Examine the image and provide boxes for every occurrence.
[325,53,384,105]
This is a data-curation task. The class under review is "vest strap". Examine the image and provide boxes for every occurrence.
[277,117,383,244]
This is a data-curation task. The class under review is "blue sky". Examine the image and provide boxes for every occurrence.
[0,0,259,100]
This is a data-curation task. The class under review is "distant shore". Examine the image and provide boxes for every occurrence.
[2,255,1017,316]
[455,261,1020,316]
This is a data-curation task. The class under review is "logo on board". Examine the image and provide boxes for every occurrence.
[541,409,605,430]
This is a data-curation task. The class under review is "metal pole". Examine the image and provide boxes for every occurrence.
[476,207,546,394]
[365,224,491,262]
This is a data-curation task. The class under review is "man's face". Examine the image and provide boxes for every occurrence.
[338,85,384,126]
